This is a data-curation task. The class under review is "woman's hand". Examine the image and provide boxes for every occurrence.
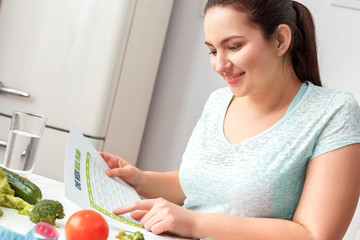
[101,152,185,204]
[113,198,197,238]
[100,152,143,191]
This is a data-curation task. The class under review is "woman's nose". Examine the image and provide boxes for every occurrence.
[213,53,232,73]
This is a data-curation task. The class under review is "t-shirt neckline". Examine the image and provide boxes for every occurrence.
[220,81,312,146]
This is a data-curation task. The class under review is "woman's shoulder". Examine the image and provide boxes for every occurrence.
[209,87,233,98]
[204,87,233,106]
[200,87,233,116]
[307,82,359,109]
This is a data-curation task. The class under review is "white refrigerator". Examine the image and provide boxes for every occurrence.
[0,0,173,181]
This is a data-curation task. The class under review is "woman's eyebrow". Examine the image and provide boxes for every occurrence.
[205,35,245,46]
[204,41,213,47]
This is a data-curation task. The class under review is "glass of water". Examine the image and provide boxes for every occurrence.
[2,111,47,177]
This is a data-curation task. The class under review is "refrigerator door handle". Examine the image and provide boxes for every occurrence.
[0,140,7,148]
[0,82,30,98]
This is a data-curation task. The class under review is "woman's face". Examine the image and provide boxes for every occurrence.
[204,6,282,98]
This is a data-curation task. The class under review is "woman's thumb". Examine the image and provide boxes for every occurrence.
[105,168,122,177]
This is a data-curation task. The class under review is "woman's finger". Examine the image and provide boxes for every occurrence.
[141,211,163,232]
[137,199,171,231]
[150,216,172,235]
[113,199,156,215]
[100,152,117,167]
[105,168,123,177]
[130,210,148,220]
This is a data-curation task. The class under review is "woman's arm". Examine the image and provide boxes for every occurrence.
[113,144,360,240]
[137,170,186,205]
[194,143,360,240]
[292,143,360,239]
[101,152,185,205]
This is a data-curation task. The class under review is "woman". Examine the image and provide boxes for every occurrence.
[102,0,360,239]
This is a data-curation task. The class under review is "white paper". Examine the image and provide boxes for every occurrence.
[64,125,187,239]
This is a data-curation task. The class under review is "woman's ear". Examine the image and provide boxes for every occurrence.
[275,24,292,56]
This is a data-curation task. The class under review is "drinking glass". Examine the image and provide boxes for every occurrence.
[2,111,47,177]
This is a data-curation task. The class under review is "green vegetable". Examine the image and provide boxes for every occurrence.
[0,194,34,216]
[116,230,145,240]
[1,167,42,205]
[29,199,65,226]
[0,207,3,217]
[0,168,33,216]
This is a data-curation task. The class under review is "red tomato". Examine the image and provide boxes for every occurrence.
[65,209,109,240]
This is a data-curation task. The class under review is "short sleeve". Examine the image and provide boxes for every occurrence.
[312,91,360,158]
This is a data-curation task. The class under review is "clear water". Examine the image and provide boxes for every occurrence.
[3,129,40,176]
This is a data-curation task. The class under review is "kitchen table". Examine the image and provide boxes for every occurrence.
[0,174,123,239]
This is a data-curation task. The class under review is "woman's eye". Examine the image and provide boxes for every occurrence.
[229,45,241,50]
[209,50,217,55]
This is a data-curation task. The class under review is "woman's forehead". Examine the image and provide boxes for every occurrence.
[204,6,259,42]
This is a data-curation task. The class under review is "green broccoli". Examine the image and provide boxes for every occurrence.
[29,199,65,226]
[116,230,145,240]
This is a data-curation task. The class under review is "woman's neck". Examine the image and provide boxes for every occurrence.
[236,66,302,117]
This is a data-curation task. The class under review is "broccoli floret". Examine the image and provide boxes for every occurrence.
[131,232,145,240]
[116,230,144,240]
[0,207,3,217]
[29,199,65,226]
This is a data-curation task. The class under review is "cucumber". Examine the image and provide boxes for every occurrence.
[1,167,42,205]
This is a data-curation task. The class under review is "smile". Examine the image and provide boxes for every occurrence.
[224,72,245,85]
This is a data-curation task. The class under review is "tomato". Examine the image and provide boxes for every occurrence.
[65,209,109,240]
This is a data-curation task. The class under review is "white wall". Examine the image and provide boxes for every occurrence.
[137,0,226,171]
[137,0,360,171]
[299,0,360,99]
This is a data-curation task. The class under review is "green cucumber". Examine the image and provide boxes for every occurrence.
[1,167,42,205]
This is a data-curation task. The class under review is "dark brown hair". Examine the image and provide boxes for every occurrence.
[204,0,321,86]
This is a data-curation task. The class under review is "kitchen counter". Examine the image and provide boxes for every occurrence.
[4,174,357,239]
[0,174,121,239]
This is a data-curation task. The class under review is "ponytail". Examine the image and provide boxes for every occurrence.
[291,1,321,86]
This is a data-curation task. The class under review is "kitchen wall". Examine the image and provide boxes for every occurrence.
[137,0,222,172]
[137,0,360,171]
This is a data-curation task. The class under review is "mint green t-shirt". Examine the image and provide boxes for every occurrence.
[179,81,360,221]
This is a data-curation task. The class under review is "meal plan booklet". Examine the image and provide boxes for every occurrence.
[64,125,187,240]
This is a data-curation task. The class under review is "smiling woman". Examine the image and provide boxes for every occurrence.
[102,1,360,239]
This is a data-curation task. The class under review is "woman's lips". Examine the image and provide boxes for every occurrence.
[224,72,245,85]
